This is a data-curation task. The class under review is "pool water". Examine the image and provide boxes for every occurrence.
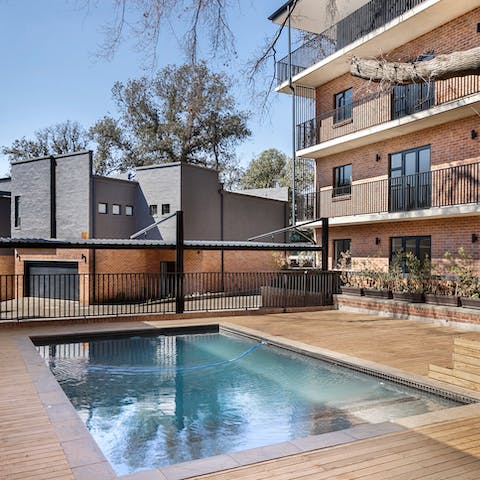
[38,331,460,475]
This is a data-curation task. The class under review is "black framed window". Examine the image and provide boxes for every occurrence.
[333,164,352,196]
[390,235,431,272]
[112,204,121,215]
[389,145,431,212]
[162,204,170,215]
[14,196,20,228]
[125,205,133,216]
[334,239,351,268]
[98,202,107,214]
[149,205,158,216]
[334,88,353,123]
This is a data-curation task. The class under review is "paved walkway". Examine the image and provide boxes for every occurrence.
[2,310,480,480]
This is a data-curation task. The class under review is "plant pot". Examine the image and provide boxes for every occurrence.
[393,292,424,303]
[460,297,480,310]
[363,289,392,299]
[424,294,460,307]
[341,286,364,296]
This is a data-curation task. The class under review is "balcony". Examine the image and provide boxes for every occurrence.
[297,76,480,157]
[297,162,480,224]
[276,0,478,93]
[276,0,424,85]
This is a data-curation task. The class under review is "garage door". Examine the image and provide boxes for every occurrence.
[26,262,79,301]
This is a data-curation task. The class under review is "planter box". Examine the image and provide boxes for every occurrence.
[424,294,460,307]
[341,287,364,296]
[393,292,424,303]
[364,289,392,299]
[461,297,480,310]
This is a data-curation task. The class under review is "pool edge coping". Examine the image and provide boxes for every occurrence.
[15,320,480,480]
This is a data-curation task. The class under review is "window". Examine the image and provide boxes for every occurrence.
[334,88,353,123]
[333,164,352,196]
[125,205,133,216]
[161,203,170,215]
[149,204,158,216]
[334,239,351,268]
[112,204,121,215]
[14,196,20,228]
[98,202,107,214]
[389,145,431,212]
[390,235,431,272]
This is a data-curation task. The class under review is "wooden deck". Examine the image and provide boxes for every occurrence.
[2,310,480,480]
[196,416,480,480]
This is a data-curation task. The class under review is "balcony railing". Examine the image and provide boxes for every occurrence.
[298,162,480,221]
[276,0,425,84]
[297,76,480,150]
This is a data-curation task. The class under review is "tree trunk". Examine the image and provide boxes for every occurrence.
[350,46,480,84]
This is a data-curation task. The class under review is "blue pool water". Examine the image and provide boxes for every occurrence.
[38,331,460,475]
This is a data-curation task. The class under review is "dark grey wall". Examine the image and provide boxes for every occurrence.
[11,157,51,238]
[94,176,137,239]
[181,163,221,240]
[11,151,93,239]
[56,152,91,238]
[222,191,287,242]
[0,197,11,237]
[134,164,182,241]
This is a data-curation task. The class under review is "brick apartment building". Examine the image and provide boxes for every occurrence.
[271,0,480,270]
[0,151,289,281]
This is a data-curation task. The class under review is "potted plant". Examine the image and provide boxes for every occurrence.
[392,252,429,303]
[424,253,460,307]
[450,248,480,309]
[362,257,393,299]
[338,252,364,296]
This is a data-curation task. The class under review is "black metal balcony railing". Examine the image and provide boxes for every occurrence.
[297,162,480,222]
[276,0,425,84]
[297,76,480,150]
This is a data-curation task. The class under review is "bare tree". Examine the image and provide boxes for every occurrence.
[89,0,236,66]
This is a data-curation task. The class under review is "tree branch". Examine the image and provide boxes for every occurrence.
[351,46,480,84]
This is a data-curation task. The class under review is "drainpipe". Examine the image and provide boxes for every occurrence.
[288,2,296,229]
[49,156,57,238]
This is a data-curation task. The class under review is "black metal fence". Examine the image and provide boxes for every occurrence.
[276,0,425,84]
[297,161,480,221]
[0,271,341,321]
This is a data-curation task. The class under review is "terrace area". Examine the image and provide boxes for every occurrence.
[4,311,480,479]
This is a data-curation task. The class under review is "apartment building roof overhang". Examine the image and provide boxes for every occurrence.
[0,238,322,251]
[269,0,369,34]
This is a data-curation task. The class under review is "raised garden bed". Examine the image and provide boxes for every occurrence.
[341,287,364,296]
[364,289,392,299]
[393,292,424,303]
[424,294,460,307]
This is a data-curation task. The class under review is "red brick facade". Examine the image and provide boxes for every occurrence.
[313,7,480,272]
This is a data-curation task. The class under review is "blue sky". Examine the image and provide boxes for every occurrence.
[0,0,293,177]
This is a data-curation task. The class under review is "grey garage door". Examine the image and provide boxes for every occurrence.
[26,262,79,301]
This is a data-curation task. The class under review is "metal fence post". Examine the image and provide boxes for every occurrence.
[175,210,185,314]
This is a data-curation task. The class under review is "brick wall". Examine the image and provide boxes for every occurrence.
[0,249,14,301]
[321,216,480,271]
[316,116,480,189]
[315,8,480,117]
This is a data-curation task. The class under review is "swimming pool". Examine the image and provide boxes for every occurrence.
[37,328,461,475]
